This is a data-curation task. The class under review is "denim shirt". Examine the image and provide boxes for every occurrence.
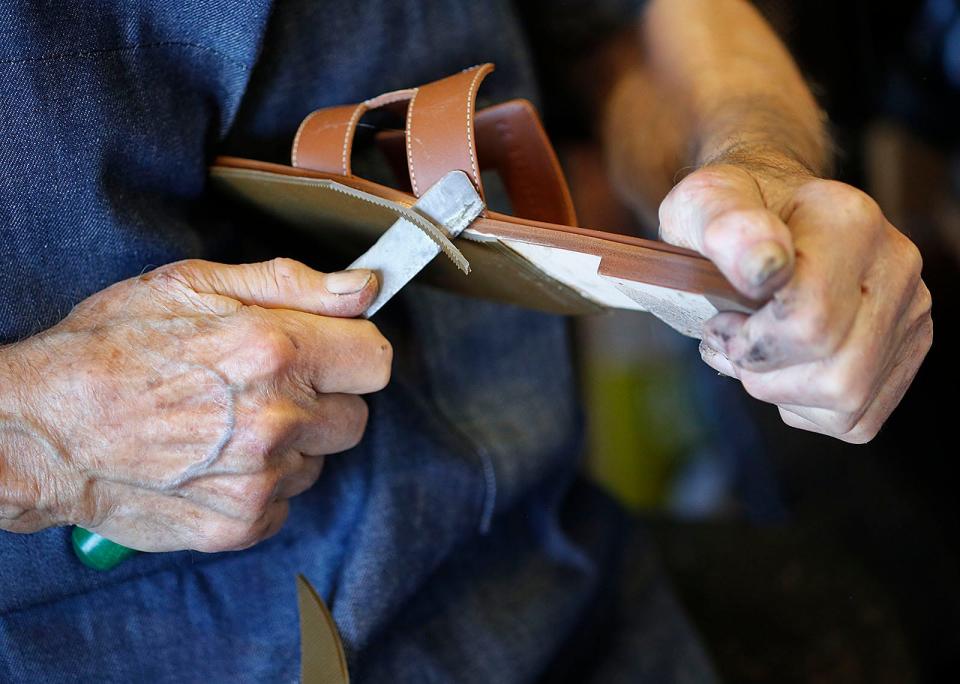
[0,2,715,681]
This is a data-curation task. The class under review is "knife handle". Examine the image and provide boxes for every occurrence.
[71,527,138,570]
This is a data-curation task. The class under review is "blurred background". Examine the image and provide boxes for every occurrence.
[563,1,960,681]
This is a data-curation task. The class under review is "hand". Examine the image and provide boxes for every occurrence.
[0,258,391,551]
[659,164,932,443]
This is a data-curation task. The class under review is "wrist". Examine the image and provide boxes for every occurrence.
[0,340,76,531]
[699,143,819,181]
[692,92,832,178]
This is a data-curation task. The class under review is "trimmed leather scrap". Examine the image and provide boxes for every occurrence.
[210,64,756,337]
[297,574,350,684]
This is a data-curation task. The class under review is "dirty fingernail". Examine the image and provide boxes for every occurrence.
[326,269,373,294]
[743,241,788,288]
[699,341,735,377]
[702,330,727,353]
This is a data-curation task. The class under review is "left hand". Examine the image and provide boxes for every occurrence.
[659,163,932,443]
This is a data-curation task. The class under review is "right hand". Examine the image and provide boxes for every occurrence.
[0,258,391,552]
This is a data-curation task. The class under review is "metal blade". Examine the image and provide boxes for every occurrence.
[297,574,350,684]
[321,180,470,272]
[350,170,483,317]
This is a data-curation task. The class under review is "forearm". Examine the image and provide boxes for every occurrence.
[596,0,829,219]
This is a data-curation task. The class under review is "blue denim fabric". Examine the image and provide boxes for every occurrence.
[0,1,716,681]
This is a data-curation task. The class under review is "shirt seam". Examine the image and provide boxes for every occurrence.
[0,41,252,72]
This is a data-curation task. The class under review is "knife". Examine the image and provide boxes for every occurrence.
[350,169,481,316]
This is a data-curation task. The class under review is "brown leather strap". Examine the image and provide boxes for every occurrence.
[292,65,493,196]
[292,88,416,175]
[290,63,577,226]
[404,63,494,197]
[473,100,577,226]
[374,100,579,226]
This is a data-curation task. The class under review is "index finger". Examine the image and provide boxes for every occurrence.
[221,308,393,395]
[283,310,393,395]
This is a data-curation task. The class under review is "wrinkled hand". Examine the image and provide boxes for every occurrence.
[0,258,391,550]
[660,164,932,443]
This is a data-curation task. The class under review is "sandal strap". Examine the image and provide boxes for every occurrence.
[290,63,576,226]
[292,88,416,176]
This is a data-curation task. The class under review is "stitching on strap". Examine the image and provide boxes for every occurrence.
[464,68,485,190]
[366,88,415,108]
[291,109,323,167]
[341,103,366,176]
[405,87,421,196]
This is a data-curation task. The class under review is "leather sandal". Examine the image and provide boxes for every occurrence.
[211,63,754,337]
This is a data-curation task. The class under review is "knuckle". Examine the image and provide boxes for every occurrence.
[153,259,197,277]
[659,169,735,246]
[778,408,810,431]
[841,423,878,445]
[701,208,753,249]
[242,405,297,459]
[358,322,393,390]
[739,375,771,403]
[341,397,369,450]
[736,332,779,367]
[791,297,833,349]
[194,518,242,553]
[819,364,871,415]
[234,475,279,516]
[657,202,680,243]
[911,287,934,348]
[228,519,268,551]
[236,420,276,466]
[916,282,933,317]
[270,256,301,276]
[142,260,195,292]
[902,238,924,279]
[242,320,296,374]
[818,182,883,228]
[830,413,861,436]
[886,229,924,287]
[263,403,299,438]
[202,511,276,552]
[673,167,732,200]
[267,257,304,293]
[918,316,934,353]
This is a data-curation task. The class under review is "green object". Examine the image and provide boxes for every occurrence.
[71,527,138,571]
[585,360,702,510]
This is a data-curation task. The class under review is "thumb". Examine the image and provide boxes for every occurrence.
[165,257,378,317]
[659,165,795,300]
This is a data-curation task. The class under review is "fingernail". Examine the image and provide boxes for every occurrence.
[699,339,725,358]
[326,270,373,294]
[702,330,727,353]
[699,341,735,378]
[743,241,788,288]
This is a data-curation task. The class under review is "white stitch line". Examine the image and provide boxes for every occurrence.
[291,109,322,167]
[464,67,485,190]
[366,88,415,108]
[341,103,366,176]
[405,87,421,196]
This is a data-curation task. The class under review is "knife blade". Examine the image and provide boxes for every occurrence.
[349,170,484,317]
[297,574,350,684]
